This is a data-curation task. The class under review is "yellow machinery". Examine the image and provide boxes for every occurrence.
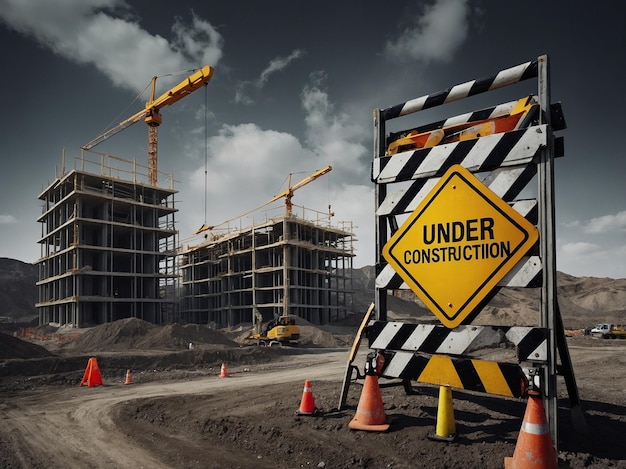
[264,165,332,216]
[246,314,301,347]
[82,65,214,186]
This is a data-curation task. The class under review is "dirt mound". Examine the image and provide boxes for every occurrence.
[61,318,238,353]
[0,332,54,359]
[298,324,353,347]
[135,323,238,349]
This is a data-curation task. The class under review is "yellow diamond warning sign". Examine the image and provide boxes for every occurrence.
[383,164,538,328]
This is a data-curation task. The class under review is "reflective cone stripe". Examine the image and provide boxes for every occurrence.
[348,374,390,432]
[296,380,317,415]
[521,420,550,435]
[504,391,557,469]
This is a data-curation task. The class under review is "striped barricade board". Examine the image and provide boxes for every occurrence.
[377,350,528,398]
[367,321,548,398]
[374,125,547,184]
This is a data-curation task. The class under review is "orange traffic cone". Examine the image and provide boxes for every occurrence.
[80,357,103,388]
[504,390,558,469]
[219,362,230,378]
[124,369,133,385]
[296,380,318,416]
[348,352,390,432]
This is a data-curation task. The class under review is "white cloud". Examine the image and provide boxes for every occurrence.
[557,210,626,278]
[301,79,368,172]
[559,242,626,279]
[0,0,223,93]
[178,77,375,266]
[561,242,601,256]
[259,49,305,86]
[235,49,305,105]
[582,210,626,234]
[385,0,470,63]
[0,214,18,224]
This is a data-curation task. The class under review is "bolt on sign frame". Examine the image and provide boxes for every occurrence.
[371,55,585,449]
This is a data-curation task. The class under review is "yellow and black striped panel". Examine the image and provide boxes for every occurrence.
[379,350,528,398]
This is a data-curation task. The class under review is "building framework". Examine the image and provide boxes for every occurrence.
[179,210,355,328]
[36,152,178,327]
[36,153,356,330]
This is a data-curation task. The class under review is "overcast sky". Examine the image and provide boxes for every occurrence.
[0,0,624,279]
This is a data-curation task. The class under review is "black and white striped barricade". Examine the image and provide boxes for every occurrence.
[381,60,539,121]
[366,320,548,398]
[371,55,581,447]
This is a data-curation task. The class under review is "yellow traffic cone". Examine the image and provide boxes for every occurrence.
[428,385,456,441]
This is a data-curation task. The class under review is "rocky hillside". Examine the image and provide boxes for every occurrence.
[1,258,624,330]
[0,258,37,321]
[350,266,626,329]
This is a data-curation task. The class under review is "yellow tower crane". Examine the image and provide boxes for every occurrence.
[265,165,333,217]
[194,165,332,235]
[82,65,214,186]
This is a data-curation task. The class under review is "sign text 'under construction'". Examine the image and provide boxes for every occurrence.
[383,164,538,328]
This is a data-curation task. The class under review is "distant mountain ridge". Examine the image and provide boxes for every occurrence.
[349,266,626,329]
[1,258,624,329]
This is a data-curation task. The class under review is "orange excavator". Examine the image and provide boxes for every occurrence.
[386,95,539,155]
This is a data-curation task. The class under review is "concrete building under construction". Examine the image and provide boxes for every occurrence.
[36,153,178,327]
[35,66,354,329]
[179,210,355,328]
[36,154,355,329]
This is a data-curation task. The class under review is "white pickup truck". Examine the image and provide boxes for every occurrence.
[590,323,626,339]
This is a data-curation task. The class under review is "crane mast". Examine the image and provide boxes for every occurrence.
[82,65,214,186]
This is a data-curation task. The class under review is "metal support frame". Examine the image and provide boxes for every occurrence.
[537,54,559,444]
[537,56,587,442]
[373,110,387,321]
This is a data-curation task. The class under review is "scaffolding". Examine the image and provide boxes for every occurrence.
[36,152,178,327]
[179,207,355,328]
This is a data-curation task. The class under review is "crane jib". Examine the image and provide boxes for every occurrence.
[81,65,214,152]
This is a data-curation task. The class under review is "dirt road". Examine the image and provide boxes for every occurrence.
[1,341,626,468]
[0,350,351,468]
